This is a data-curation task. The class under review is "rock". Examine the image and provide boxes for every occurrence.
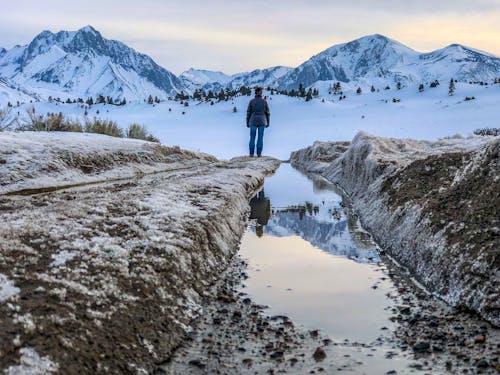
[412,341,430,353]
[476,359,489,368]
[0,159,6,164]
[432,331,446,341]
[270,351,284,360]
[242,358,253,367]
[399,306,411,315]
[313,347,327,362]
[386,371,398,375]
[188,359,206,369]
[217,294,236,303]
[309,330,319,338]
[474,334,486,344]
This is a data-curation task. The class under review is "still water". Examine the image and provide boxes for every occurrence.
[240,163,419,373]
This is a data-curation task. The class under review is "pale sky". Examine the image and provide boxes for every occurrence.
[1,0,499,75]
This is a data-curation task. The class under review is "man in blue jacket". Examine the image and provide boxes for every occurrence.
[246,87,270,157]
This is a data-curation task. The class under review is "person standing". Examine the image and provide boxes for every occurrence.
[246,87,270,157]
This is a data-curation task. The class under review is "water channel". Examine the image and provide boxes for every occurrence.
[239,163,423,373]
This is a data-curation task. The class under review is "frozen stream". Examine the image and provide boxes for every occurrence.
[239,163,422,373]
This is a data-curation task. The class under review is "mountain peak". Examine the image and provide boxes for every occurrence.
[79,25,98,34]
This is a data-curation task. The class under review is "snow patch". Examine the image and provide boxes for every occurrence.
[6,348,58,375]
[0,273,20,302]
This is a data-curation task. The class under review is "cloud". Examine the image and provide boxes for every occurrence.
[0,0,499,74]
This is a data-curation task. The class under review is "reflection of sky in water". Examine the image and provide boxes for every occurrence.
[241,164,415,372]
[249,163,379,262]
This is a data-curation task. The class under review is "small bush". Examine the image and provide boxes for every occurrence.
[84,118,123,137]
[0,107,15,131]
[20,109,83,132]
[473,128,499,136]
[126,123,159,143]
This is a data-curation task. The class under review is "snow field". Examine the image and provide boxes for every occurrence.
[5,82,499,160]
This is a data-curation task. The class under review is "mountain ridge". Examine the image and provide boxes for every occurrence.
[0,27,498,104]
[0,25,183,102]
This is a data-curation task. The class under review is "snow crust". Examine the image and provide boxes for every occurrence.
[6,348,58,375]
[0,131,216,194]
[0,273,20,302]
[0,132,280,372]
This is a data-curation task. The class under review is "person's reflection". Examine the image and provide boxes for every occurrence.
[249,189,271,237]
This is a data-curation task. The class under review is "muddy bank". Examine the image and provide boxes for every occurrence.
[162,255,360,375]
[0,132,280,374]
[290,132,499,326]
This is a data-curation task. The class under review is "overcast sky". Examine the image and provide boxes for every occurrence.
[1,0,499,75]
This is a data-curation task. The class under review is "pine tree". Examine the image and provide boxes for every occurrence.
[305,88,313,101]
[396,82,402,90]
[218,89,225,101]
[233,106,237,113]
[430,80,440,88]
[356,87,362,95]
[370,85,375,93]
[448,79,455,96]
[298,83,306,97]
[418,84,424,92]
[147,95,154,104]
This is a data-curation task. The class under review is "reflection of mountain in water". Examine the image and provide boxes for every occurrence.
[264,210,380,263]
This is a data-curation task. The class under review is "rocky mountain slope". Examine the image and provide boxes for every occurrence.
[291,132,499,326]
[179,34,500,92]
[0,26,183,102]
[1,28,499,102]
[0,132,280,373]
[277,34,500,90]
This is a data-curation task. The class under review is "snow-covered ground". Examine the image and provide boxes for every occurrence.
[4,82,498,160]
[0,131,281,373]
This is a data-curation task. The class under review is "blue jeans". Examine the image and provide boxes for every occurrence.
[249,125,265,156]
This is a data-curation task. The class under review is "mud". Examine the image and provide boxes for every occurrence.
[0,144,280,374]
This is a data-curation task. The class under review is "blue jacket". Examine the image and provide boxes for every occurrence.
[246,96,270,127]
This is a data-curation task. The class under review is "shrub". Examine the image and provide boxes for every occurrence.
[126,123,159,143]
[84,118,123,137]
[20,109,83,132]
[0,107,15,131]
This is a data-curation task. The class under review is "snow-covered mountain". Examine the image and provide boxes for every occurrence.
[0,26,183,101]
[179,66,292,92]
[229,66,292,89]
[1,29,499,104]
[277,34,500,90]
[179,68,232,91]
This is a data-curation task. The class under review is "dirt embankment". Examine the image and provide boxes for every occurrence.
[0,132,280,374]
[291,132,499,326]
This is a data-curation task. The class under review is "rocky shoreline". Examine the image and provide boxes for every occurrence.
[290,132,499,326]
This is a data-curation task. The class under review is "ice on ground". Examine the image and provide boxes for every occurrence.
[0,273,20,303]
[0,131,216,194]
[6,348,58,375]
